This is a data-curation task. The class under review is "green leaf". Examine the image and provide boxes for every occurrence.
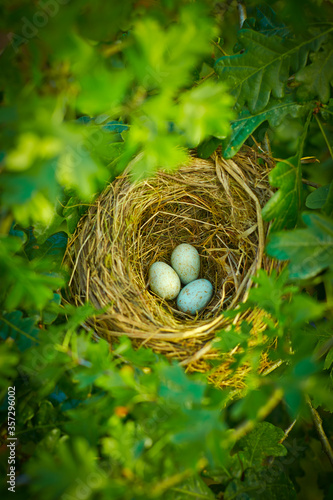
[0,342,19,390]
[262,156,301,230]
[224,467,296,500]
[125,4,216,92]
[222,95,311,158]
[296,42,333,102]
[26,437,107,500]
[213,325,250,353]
[306,184,331,209]
[177,81,234,146]
[166,475,215,499]
[262,111,312,231]
[215,28,330,113]
[248,268,293,318]
[63,196,88,235]
[283,295,325,327]
[42,293,62,325]
[0,310,39,350]
[266,212,333,279]
[197,136,221,159]
[0,236,63,311]
[77,1,136,41]
[76,65,131,115]
[244,4,289,38]
[323,180,333,217]
[24,229,68,266]
[237,422,287,468]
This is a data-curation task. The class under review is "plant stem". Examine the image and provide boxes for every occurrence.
[281,419,297,443]
[301,178,321,188]
[306,395,333,468]
[315,114,333,161]
[211,39,228,56]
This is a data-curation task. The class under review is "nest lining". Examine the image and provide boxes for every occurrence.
[65,146,276,387]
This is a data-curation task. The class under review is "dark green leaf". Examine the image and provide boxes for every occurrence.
[262,111,312,231]
[306,184,331,209]
[0,342,20,389]
[42,293,62,325]
[197,136,222,158]
[237,422,287,468]
[262,156,301,230]
[24,229,68,265]
[323,180,333,217]
[0,310,39,350]
[224,467,296,500]
[166,475,215,499]
[296,42,333,102]
[215,28,330,113]
[266,212,333,279]
[245,4,289,38]
[222,95,311,158]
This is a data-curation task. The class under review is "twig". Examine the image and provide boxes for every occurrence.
[196,70,216,86]
[211,39,228,56]
[262,132,272,156]
[301,178,321,188]
[281,419,297,443]
[315,115,333,161]
[150,469,193,497]
[306,395,333,468]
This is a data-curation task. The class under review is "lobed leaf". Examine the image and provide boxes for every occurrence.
[215,27,331,113]
[296,41,333,103]
[306,183,331,209]
[224,467,296,500]
[222,94,311,158]
[266,212,333,279]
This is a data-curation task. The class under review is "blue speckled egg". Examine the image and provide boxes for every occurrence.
[171,243,200,285]
[177,279,213,315]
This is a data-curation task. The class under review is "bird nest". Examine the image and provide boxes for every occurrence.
[65,146,278,389]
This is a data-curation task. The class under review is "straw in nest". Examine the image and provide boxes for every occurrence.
[65,146,278,389]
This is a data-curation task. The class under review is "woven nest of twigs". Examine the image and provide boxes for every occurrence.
[65,146,278,389]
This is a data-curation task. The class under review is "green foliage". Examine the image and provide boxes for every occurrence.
[215,27,331,113]
[296,41,333,102]
[266,212,333,279]
[237,422,287,467]
[262,111,311,230]
[1,1,333,499]
[222,95,311,158]
[224,467,296,500]
[306,183,332,209]
[0,235,63,311]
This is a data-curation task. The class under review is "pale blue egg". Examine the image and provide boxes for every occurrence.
[171,243,200,285]
[177,279,213,315]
